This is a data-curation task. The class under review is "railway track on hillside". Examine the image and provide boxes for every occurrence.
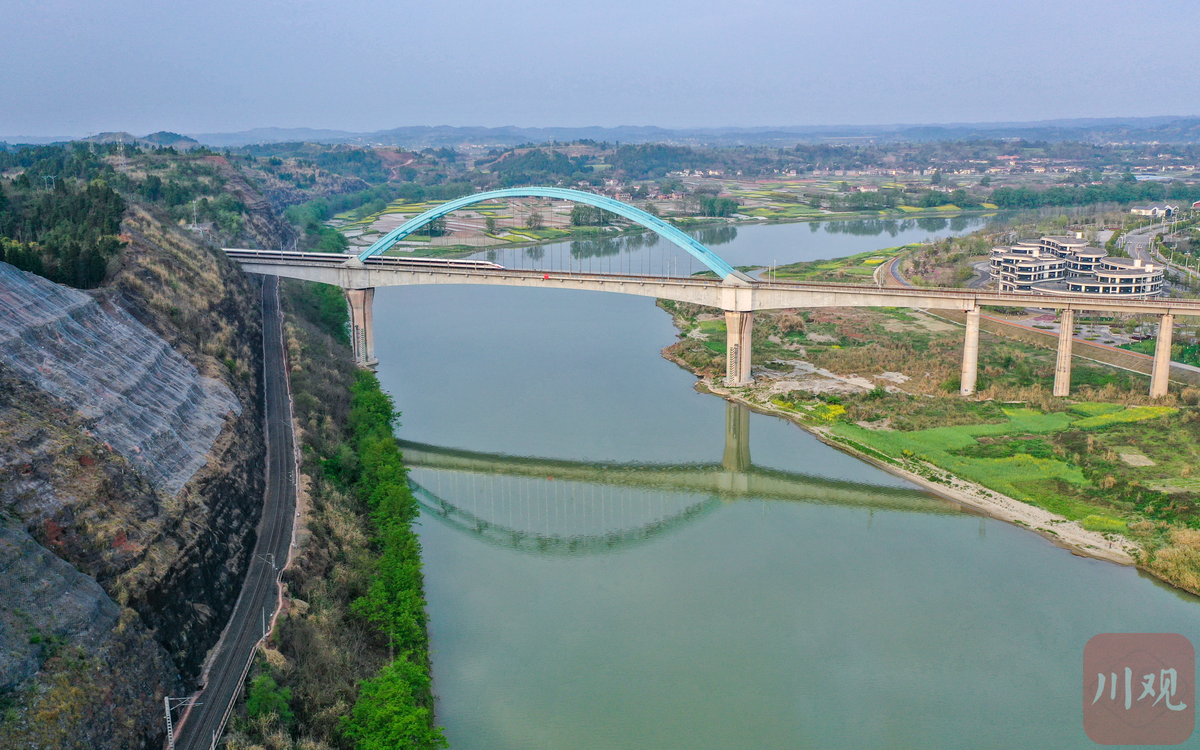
[173,275,297,750]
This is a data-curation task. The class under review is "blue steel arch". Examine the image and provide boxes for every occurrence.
[357,187,751,284]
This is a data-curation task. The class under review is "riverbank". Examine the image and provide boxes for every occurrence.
[695,377,1135,566]
[657,300,1200,593]
[224,280,443,750]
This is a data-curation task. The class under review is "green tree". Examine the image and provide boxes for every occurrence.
[216,210,244,235]
[416,216,447,237]
[246,673,294,727]
[343,658,446,750]
[292,282,350,344]
[485,216,497,234]
[526,210,543,230]
[316,228,349,252]
[949,189,974,207]
[920,191,950,208]
[139,175,163,202]
[570,204,596,226]
[698,196,738,217]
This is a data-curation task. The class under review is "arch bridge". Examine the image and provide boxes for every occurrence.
[225,187,1200,398]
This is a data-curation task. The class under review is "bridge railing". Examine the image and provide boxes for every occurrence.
[223,249,350,264]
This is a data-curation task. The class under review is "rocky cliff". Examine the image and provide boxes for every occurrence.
[0,204,271,748]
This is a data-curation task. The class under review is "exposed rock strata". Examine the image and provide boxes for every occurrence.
[0,204,270,748]
[0,526,179,750]
[0,263,241,495]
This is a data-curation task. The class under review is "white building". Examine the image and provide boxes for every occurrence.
[1130,204,1179,218]
[989,235,1163,298]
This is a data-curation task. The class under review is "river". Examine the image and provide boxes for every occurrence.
[462,214,1002,276]
[372,219,1200,749]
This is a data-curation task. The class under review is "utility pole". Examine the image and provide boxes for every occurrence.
[163,696,201,750]
[164,697,173,750]
[255,552,276,572]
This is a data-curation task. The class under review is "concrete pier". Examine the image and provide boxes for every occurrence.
[1151,313,1174,398]
[724,311,753,387]
[1053,308,1075,397]
[345,287,378,368]
[960,306,980,396]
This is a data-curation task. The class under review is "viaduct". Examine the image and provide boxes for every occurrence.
[227,187,1200,398]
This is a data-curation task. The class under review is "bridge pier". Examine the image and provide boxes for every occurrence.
[1053,309,1074,397]
[724,311,753,387]
[345,287,378,369]
[1151,313,1174,398]
[960,306,980,396]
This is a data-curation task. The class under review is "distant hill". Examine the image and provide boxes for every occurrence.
[73,131,204,150]
[5,116,1200,151]
[187,127,362,148]
[141,131,201,148]
[0,131,202,150]
[182,116,1200,149]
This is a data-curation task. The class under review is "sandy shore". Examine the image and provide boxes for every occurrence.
[694,374,1139,567]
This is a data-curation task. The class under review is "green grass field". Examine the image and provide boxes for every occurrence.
[824,403,1189,525]
[772,245,912,283]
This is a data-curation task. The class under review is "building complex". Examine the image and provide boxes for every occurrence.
[1130,204,1179,218]
[989,235,1163,298]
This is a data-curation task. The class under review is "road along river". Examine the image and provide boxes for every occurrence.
[373,220,1199,749]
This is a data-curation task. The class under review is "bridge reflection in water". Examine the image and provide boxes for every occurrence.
[406,402,962,556]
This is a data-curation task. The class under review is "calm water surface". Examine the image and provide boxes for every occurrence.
[463,215,1004,276]
[374,220,1199,749]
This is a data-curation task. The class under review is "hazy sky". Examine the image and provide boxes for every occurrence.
[3,0,1198,137]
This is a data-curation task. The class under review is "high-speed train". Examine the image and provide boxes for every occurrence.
[363,254,504,271]
[222,248,504,271]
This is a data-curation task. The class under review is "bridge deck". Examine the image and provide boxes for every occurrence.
[224,249,1199,315]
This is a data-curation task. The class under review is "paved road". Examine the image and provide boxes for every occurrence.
[966,259,992,289]
[1121,222,1170,263]
[882,255,911,287]
[175,275,297,750]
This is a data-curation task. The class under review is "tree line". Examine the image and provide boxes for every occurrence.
[0,177,126,288]
[990,180,1200,209]
[340,372,446,748]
